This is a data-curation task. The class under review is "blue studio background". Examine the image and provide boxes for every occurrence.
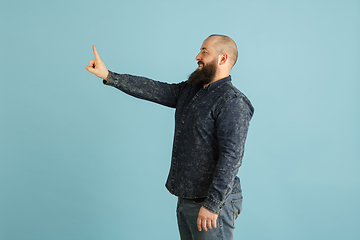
[1,0,359,239]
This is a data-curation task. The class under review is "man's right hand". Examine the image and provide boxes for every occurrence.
[86,45,109,81]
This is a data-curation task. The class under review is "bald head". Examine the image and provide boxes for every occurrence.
[208,34,238,68]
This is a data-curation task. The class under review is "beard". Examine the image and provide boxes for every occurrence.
[187,59,217,86]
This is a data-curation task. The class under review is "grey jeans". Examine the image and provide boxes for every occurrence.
[177,192,243,240]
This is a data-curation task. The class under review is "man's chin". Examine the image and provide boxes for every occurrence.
[188,59,217,86]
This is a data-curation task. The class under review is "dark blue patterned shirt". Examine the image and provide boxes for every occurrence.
[104,71,254,214]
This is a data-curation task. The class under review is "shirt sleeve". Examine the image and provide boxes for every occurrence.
[202,94,254,214]
[104,70,185,108]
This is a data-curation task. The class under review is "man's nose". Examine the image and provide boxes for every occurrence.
[195,53,201,61]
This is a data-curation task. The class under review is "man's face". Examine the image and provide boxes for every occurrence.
[188,37,219,86]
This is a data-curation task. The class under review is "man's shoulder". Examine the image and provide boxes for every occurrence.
[218,81,245,99]
[218,82,254,113]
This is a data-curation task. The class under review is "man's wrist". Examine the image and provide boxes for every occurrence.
[103,71,109,81]
[102,71,112,85]
[203,198,223,215]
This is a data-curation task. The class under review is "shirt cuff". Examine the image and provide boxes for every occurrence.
[203,198,224,215]
[103,70,115,86]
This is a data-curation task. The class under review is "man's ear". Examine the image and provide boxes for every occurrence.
[218,53,228,65]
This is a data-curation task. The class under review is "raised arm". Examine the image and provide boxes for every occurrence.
[85,45,186,108]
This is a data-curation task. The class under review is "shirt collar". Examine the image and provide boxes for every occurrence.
[204,75,232,91]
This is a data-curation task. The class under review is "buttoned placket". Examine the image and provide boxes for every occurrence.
[169,87,207,192]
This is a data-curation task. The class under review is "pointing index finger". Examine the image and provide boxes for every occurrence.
[92,45,101,60]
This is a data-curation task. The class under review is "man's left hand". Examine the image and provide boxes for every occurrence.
[197,206,218,231]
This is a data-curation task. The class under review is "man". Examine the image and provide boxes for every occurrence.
[86,34,254,240]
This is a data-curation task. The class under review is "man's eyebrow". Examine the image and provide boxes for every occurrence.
[200,47,207,51]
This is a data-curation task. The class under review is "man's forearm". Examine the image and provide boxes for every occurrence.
[105,71,185,108]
